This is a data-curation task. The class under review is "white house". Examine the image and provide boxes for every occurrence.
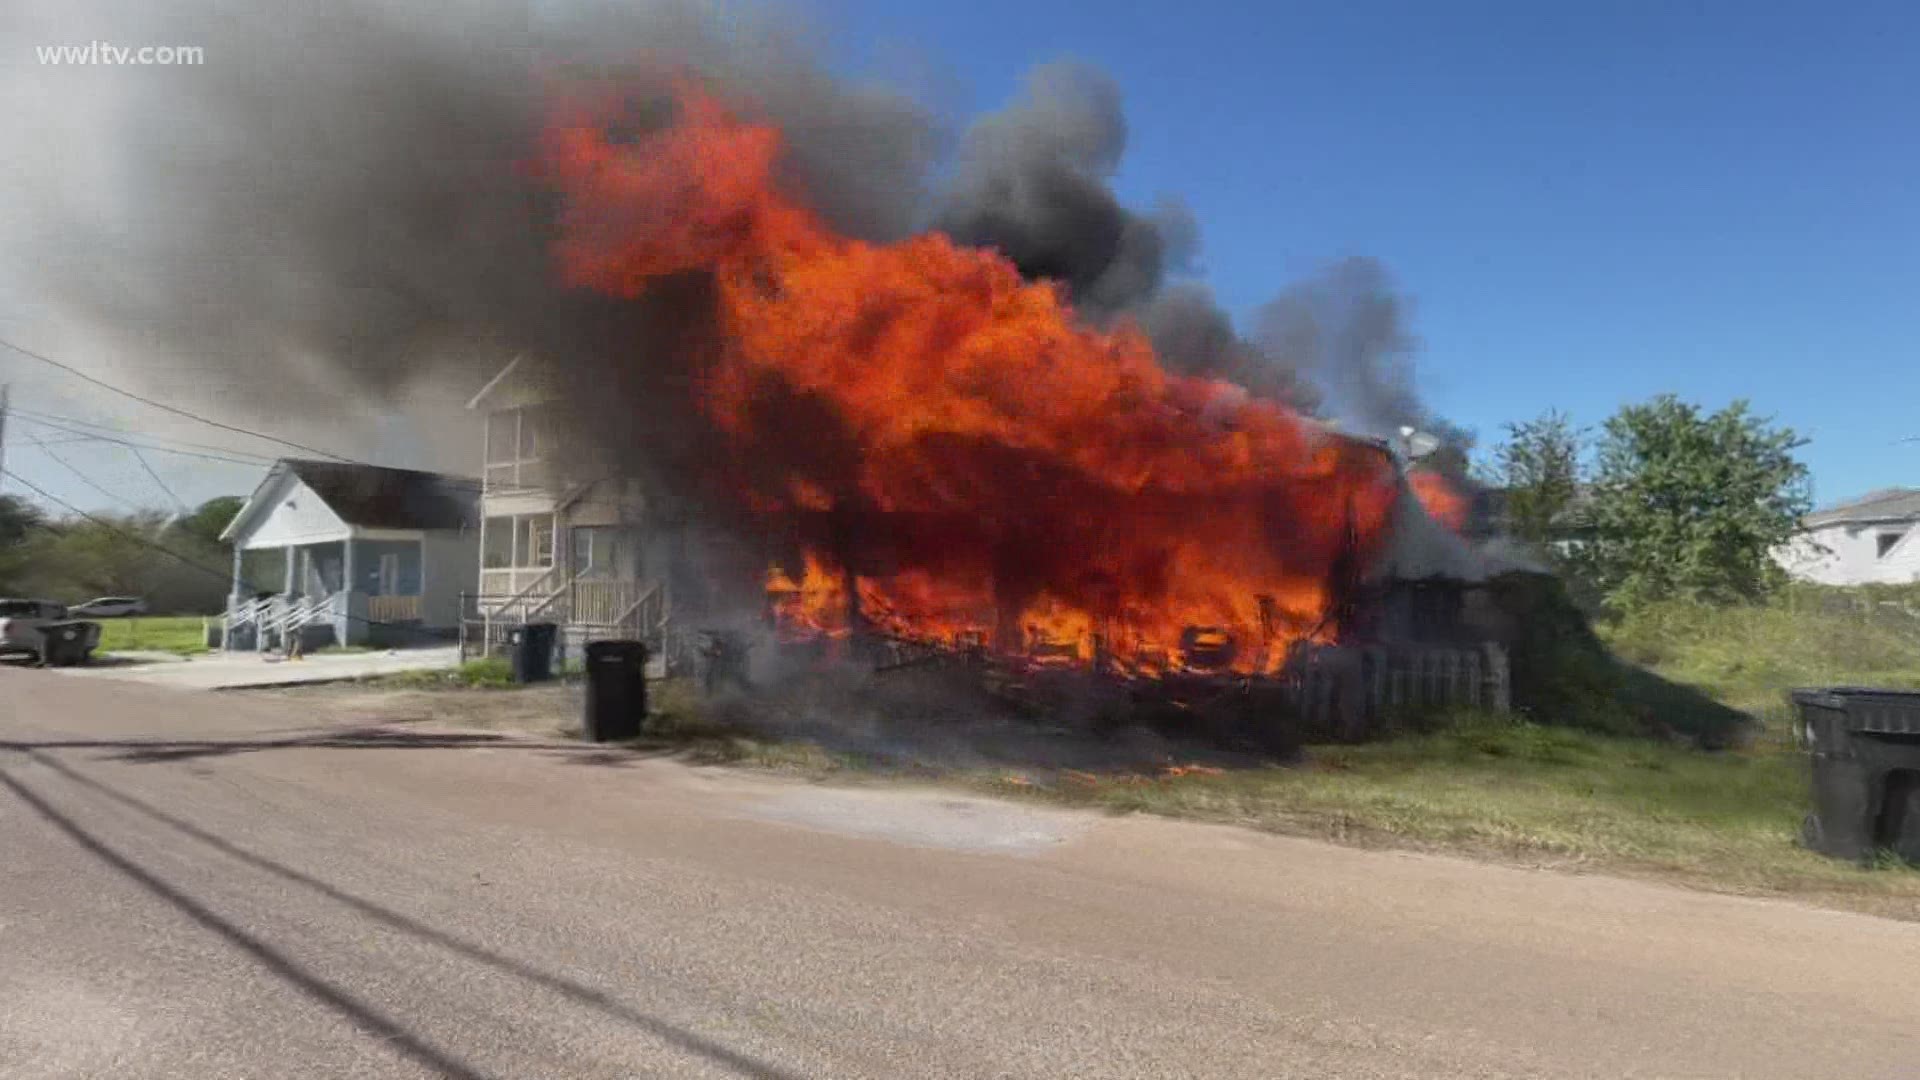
[219,459,481,650]
[1775,488,1920,586]
[464,356,672,663]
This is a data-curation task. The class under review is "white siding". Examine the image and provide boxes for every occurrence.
[238,477,351,549]
[1776,522,1920,585]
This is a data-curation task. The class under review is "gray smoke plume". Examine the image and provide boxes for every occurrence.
[1137,283,1322,412]
[1251,257,1471,451]
[0,0,938,471]
[933,61,1198,319]
[3,0,1462,504]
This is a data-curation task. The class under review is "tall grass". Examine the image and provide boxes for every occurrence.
[1602,586,1920,737]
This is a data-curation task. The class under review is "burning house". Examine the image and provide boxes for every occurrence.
[19,0,1521,737]
[444,77,1515,738]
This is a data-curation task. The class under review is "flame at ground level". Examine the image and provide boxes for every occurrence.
[540,81,1403,673]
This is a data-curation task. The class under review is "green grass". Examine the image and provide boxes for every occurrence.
[608,603,1920,910]
[93,616,210,656]
[374,656,516,690]
[986,716,1920,901]
[1601,590,1920,738]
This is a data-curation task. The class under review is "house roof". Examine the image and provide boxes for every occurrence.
[465,354,524,411]
[1804,487,1920,528]
[221,459,479,542]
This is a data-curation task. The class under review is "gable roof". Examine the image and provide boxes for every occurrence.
[221,459,479,542]
[1804,487,1920,528]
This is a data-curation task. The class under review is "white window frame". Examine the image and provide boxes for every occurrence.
[484,406,545,492]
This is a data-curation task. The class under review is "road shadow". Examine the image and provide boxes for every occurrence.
[1,749,803,1080]
[1,727,527,763]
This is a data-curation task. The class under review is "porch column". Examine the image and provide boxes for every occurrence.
[230,544,245,605]
[283,544,297,595]
[341,538,362,647]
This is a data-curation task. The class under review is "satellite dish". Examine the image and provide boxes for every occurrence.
[1401,429,1442,460]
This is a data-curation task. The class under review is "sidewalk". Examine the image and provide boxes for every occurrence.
[51,646,462,690]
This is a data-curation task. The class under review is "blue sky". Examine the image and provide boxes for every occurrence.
[824,0,1919,504]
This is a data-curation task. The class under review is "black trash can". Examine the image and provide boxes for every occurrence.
[1793,688,1920,862]
[39,622,91,667]
[584,639,648,742]
[508,622,558,684]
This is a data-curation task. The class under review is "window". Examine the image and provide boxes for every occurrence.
[483,517,513,569]
[485,410,519,466]
[1879,530,1908,559]
[484,514,554,569]
[571,526,622,579]
[484,406,547,490]
[520,516,554,568]
[519,403,544,459]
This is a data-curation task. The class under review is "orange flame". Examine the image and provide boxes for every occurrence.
[538,82,1402,674]
[1408,471,1469,533]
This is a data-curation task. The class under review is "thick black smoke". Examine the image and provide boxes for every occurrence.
[3,0,1461,491]
[1,0,936,472]
[934,61,1197,319]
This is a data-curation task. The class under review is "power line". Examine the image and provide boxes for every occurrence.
[9,415,281,468]
[128,445,189,513]
[8,406,282,463]
[0,336,356,464]
[9,407,493,495]
[22,433,145,512]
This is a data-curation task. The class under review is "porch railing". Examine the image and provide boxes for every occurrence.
[457,577,668,663]
[367,594,423,624]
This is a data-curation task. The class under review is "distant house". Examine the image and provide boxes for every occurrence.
[1775,488,1920,586]
[219,459,480,650]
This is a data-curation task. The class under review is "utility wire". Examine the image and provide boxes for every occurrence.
[10,416,279,469]
[0,335,356,464]
[22,433,144,512]
[9,407,496,495]
[8,406,282,463]
[128,445,189,513]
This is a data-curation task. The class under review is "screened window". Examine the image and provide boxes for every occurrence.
[483,517,513,569]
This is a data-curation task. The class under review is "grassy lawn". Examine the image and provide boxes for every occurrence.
[93,615,210,656]
[1601,593,1920,738]
[991,721,1920,903]
[318,589,1920,912]
[373,656,517,690]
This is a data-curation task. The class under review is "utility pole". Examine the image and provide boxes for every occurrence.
[0,383,10,492]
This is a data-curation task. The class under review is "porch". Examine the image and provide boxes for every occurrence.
[463,572,670,667]
[223,536,440,652]
[464,516,671,665]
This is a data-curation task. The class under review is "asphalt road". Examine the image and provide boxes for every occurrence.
[4,673,1919,1079]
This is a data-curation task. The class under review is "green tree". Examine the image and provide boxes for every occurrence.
[0,494,49,593]
[1490,410,1583,547]
[177,495,246,548]
[1587,395,1810,609]
[0,494,45,547]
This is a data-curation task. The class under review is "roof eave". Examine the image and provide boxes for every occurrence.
[217,461,292,543]
[464,354,523,411]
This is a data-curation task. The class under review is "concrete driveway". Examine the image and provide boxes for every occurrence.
[5,670,1920,1078]
[49,646,461,690]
